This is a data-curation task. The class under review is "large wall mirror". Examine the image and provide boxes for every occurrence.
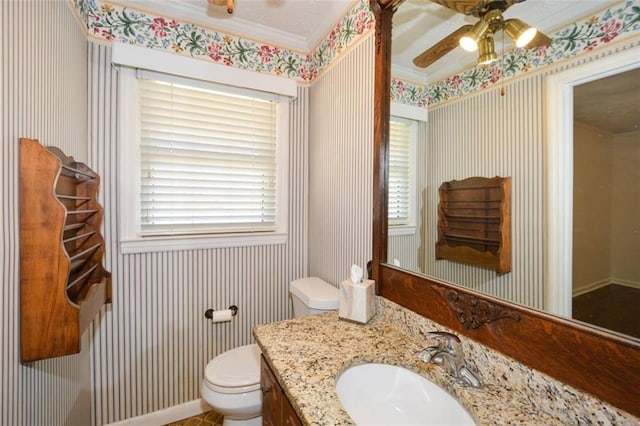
[388,0,640,340]
[371,0,640,417]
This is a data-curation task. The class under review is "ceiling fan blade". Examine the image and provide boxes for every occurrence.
[429,0,486,15]
[528,30,552,48]
[413,25,473,68]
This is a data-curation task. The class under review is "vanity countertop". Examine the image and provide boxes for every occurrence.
[253,309,562,426]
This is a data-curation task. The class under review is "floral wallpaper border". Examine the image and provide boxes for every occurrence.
[391,0,640,108]
[71,0,374,82]
[69,1,639,100]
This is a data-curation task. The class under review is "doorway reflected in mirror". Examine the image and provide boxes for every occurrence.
[571,68,640,338]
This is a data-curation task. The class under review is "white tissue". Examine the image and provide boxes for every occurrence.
[350,264,363,284]
[210,309,233,323]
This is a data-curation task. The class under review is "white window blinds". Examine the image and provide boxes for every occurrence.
[388,118,413,226]
[138,77,278,236]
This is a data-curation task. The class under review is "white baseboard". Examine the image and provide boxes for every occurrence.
[573,277,640,297]
[573,278,610,297]
[107,399,213,426]
[610,277,640,290]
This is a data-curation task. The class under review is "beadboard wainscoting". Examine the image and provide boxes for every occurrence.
[87,43,312,425]
[308,34,375,284]
[1,1,90,425]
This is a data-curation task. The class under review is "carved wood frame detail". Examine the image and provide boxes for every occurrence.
[432,285,521,329]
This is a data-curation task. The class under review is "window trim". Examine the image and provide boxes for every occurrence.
[116,52,292,254]
[388,102,427,237]
[388,115,417,235]
[112,42,298,99]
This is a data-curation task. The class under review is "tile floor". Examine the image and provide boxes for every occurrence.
[165,410,224,426]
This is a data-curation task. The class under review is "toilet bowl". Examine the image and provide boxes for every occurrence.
[201,277,339,425]
[201,344,262,426]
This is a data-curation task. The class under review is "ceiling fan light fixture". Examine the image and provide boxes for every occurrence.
[459,20,490,52]
[477,36,497,65]
[505,19,537,47]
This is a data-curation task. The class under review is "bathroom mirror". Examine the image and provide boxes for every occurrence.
[386,0,640,341]
[370,0,640,417]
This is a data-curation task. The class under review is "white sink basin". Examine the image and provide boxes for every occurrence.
[336,363,476,425]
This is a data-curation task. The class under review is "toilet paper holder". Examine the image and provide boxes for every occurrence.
[204,305,238,320]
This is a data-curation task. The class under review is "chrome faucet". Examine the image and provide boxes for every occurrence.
[417,331,483,388]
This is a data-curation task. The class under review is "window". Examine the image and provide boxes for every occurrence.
[138,76,278,236]
[389,116,417,231]
[116,55,293,254]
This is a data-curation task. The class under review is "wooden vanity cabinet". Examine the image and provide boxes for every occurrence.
[261,355,302,426]
[281,395,301,426]
[19,138,111,362]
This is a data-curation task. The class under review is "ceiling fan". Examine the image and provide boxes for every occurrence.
[413,0,551,68]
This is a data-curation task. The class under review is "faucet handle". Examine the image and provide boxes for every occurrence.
[428,331,462,354]
[419,331,483,388]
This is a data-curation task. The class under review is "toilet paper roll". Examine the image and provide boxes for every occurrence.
[210,309,233,323]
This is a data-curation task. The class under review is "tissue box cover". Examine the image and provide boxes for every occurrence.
[339,279,376,324]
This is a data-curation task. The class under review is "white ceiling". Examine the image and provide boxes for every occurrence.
[111,0,638,134]
[114,0,621,80]
[112,0,357,52]
[391,0,621,84]
[389,0,638,135]
[574,68,640,134]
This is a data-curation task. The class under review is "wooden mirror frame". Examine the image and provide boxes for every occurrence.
[370,0,639,416]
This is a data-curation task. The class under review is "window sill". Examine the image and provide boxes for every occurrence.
[388,225,417,237]
[120,232,287,254]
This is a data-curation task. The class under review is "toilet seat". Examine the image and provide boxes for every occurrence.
[204,344,261,394]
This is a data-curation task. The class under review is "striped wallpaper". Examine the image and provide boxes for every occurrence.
[6,1,635,424]
[87,43,311,424]
[308,34,375,285]
[85,34,378,424]
[424,77,546,309]
[399,38,640,310]
[1,1,90,425]
[2,2,375,424]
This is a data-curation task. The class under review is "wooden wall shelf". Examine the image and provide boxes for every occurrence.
[19,138,111,362]
[435,176,511,274]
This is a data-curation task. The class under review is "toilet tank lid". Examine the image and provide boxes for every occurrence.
[290,277,339,310]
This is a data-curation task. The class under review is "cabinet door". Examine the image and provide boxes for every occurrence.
[260,356,281,426]
[282,394,303,426]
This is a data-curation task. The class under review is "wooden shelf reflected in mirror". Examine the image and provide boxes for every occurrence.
[436,176,511,274]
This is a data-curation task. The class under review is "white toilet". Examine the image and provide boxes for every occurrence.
[200,277,340,425]
[289,276,341,316]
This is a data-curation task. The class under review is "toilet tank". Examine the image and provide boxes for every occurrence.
[289,277,339,317]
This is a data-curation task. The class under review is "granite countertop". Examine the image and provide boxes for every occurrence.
[253,310,561,426]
